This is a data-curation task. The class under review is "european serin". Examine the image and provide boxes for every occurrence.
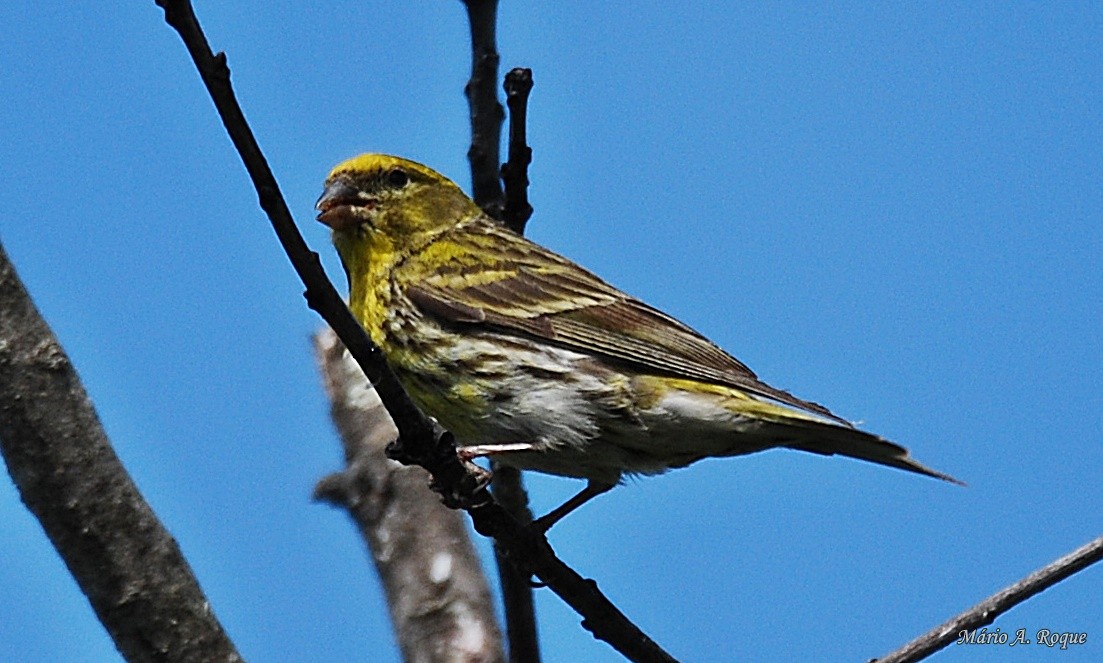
[316,154,960,528]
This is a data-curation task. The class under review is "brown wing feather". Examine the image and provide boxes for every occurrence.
[406,220,850,425]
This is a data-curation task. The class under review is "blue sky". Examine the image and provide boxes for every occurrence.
[2,3,1100,662]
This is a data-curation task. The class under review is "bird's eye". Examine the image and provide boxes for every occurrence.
[386,168,409,188]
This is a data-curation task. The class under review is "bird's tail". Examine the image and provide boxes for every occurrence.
[781,420,964,485]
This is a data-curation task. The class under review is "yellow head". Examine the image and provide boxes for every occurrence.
[316,154,482,270]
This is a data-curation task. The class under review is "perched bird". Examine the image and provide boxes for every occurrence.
[317,154,960,529]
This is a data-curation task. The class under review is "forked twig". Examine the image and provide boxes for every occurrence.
[156,1,678,660]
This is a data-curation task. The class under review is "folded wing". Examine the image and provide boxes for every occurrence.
[405,220,850,426]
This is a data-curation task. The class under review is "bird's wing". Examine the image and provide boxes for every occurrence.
[403,220,850,425]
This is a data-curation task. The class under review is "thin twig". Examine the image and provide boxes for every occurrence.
[459,3,541,660]
[875,533,1103,663]
[501,68,534,235]
[490,465,541,663]
[0,242,243,663]
[158,0,436,450]
[155,2,678,661]
[462,0,505,219]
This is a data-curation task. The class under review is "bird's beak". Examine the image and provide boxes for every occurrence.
[316,179,373,231]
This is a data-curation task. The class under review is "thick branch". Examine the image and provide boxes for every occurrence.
[156,2,678,660]
[313,330,504,663]
[0,241,242,663]
[876,533,1103,663]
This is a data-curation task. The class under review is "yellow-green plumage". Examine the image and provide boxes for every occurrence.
[317,153,961,513]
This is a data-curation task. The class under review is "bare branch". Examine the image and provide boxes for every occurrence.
[156,2,679,660]
[155,0,437,450]
[459,3,540,659]
[875,533,1103,663]
[0,241,242,663]
[489,465,541,663]
[313,330,505,663]
[501,68,534,235]
[462,0,506,219]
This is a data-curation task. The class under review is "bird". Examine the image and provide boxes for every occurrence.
[316,153,961,530]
